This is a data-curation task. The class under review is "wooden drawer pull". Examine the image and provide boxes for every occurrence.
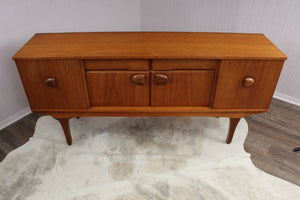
[44,78,56,87]
[243,77,255,87]
[131,74,145,85]
[154,74,168,85]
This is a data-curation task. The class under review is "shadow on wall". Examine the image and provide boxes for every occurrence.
[0,37,30,123]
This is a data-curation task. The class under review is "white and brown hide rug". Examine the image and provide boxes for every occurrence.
[1,116,300,200]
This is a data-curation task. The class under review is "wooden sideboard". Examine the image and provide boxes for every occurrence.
[13,32,286,145]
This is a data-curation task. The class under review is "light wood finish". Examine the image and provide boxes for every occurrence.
[226,118,241,144]
[2,99,299,186]
[84,59,150,70]
[213,60,284,109]
[13,32,287,60]
[151,70,215,106]
[15,60,89,109]
[57,118,72,145]
[86,71,149,106]
[13,32,286,145]
[152,59,218,70]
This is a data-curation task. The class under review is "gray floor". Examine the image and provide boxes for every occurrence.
[0,98,299,186]
[245,98,300,186]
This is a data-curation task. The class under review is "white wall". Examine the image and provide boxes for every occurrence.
[1,0,300,129]
[141,0,300,106]
[0,0,141,129]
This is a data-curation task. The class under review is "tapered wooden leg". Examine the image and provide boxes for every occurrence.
[226,118,241,144]
[57,118,72,145]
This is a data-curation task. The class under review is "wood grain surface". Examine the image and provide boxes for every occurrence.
[32,107,266,118]
[84,59,150,70]
[12,32,286,146]
[86,71,149,106]
[213,60,284,109]
[13,32,287,60]
[152,59,218,70]
[15,60,89,109]
[151,70,215,106]
[244,98,300,186]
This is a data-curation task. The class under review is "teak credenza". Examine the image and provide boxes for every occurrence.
[13,32,287,145]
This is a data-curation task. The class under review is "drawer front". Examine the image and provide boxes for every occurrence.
[86,71,149,106]
[213,60,284,109]
[15,60,89,109]
[152,59,218,70]
[151,70,215,106]
[84,59,150,70]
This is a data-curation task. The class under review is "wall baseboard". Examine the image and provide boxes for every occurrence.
[0,107,31,130]
[273,92,300,107]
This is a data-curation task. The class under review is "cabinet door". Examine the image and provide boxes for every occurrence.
[86,71,149,106]
[16,60,89,109]
[151,70,215,106]
[213,60,284,109]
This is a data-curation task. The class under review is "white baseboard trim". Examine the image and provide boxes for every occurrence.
[273,92,300,107]
[0,107,32,130]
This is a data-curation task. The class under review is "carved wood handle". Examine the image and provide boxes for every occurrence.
[131,74,145,85]
[243,77,255,87]
[44,78,56,87]
[154,74,168,85]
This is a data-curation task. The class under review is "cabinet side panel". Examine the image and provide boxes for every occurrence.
[213,60,284,109]
[15,60,89,109]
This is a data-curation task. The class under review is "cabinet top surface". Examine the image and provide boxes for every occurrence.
[13,32,287,60]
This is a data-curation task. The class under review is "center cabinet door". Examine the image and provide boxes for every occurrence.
[151,70,215,106]
[86,71,149,106]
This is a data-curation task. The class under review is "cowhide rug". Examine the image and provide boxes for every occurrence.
[0,116,299,200]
